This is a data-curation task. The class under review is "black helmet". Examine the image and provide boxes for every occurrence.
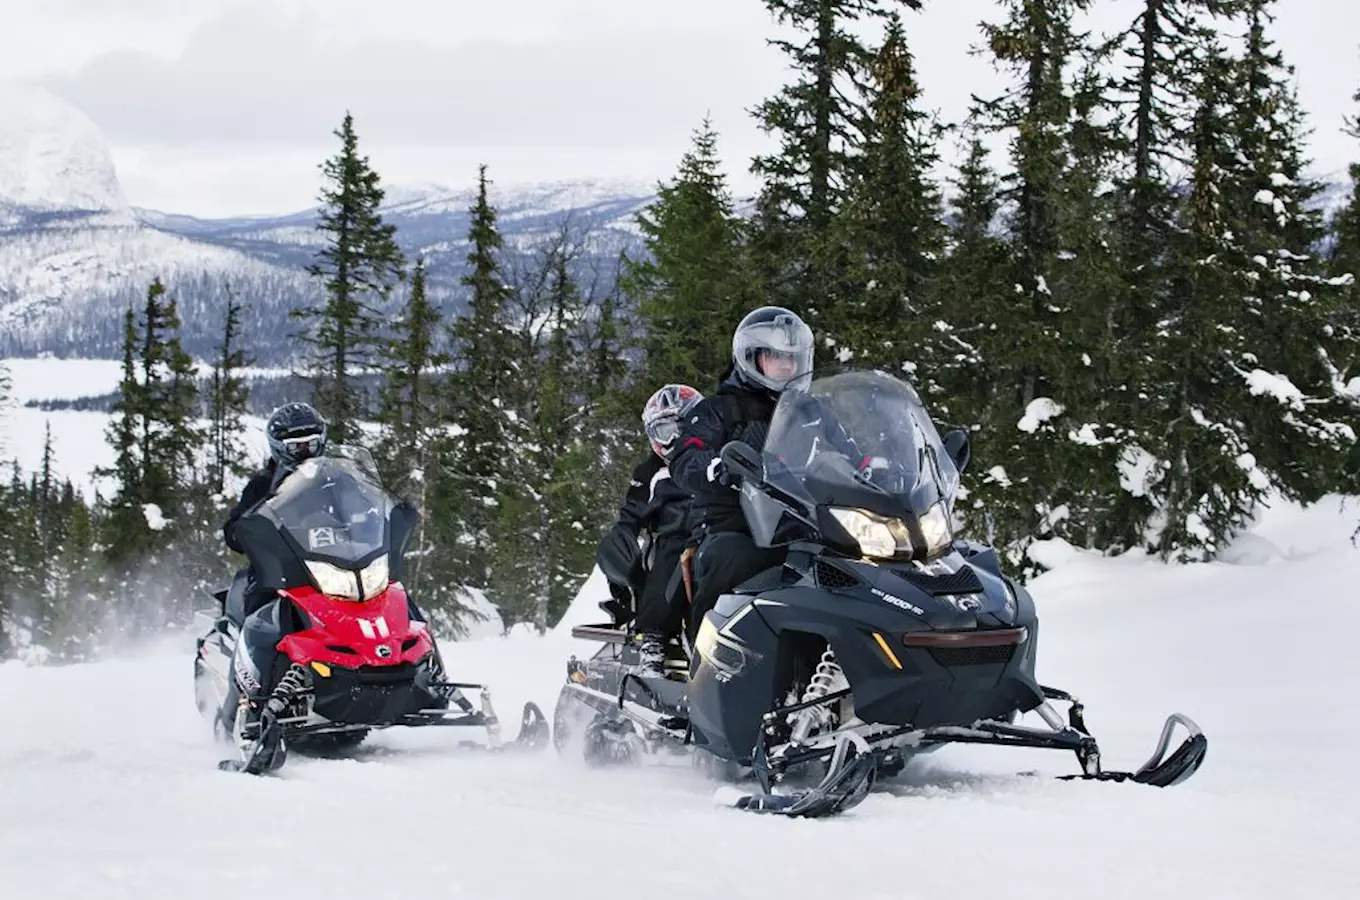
[266,402,328,466]
[731,306,814,396]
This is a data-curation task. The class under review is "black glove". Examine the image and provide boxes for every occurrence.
[706,456,739,488]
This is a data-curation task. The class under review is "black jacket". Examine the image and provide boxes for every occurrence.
[223,461,278,554]
[669,372,780,538]
[596,453,692,604]
[669,370,863,540]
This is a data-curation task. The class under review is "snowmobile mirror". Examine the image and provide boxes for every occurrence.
[943,430,971,474]
[721,440,764,485]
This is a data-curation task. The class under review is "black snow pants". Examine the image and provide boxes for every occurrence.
[686,530,784,643]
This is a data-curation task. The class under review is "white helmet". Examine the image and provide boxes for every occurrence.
[731,306,814,395]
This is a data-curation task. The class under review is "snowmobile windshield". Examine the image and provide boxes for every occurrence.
[255,447,396,568]
[740,370,961,561]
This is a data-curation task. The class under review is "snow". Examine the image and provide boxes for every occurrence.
[142,503,168,531]
[3,494,1360,897]
[1240,368,1306,410]
[0,82,129,216]
[0,357,268,496]
[1118,445,1162,498]
[1017,397,1064,433]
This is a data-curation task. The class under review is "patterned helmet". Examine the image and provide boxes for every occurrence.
[266,402,328,466]
[642,384,704,460]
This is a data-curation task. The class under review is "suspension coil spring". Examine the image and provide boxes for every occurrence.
[790,648,843,743]
[265,662,311,717]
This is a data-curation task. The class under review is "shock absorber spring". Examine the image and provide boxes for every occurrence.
[789,648,844,744]
[265,662,311,718]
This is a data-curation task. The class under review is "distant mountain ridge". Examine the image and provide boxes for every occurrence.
[0,83,656,365]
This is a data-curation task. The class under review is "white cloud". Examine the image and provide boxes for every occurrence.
[4,0,1358,217]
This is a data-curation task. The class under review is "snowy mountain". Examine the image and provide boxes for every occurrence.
[0,85,656,365]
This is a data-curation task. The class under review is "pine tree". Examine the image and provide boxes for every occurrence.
[207,288,254,496]
[1325,76,1360,453]
[374,257,451,614]
[1329,80,1360,297]
[1143,33,1250,558]
[429,165,517,602]
[749,0,923,323]
[293,112,406,444]
[834,13,948,393]
[966,0,1117,563]
[0,360,10,455]
[620,118,763,396]
[96,305,152,563]
[1214,1,1355,505]
[933,126,1008,440]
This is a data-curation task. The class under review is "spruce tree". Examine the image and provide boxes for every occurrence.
[0,360,10,454]
[1329,80,1360,298]
[933,126,1008,439]
[1214,1,1354,505]
[430,165,517,603]
[96,305,152,563]
[967,0,1117,563]
[207,289,254,496]
[748,0,923,320]
[293,111,406,444]
[1144,34,1249,558]
[374,257,451,614]
[620,118,763,397]
[834,13,948,395]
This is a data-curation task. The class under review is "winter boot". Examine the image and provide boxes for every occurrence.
[631,632,667,679]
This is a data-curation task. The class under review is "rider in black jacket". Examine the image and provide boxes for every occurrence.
[223,402,329,617]
[668,307,863,641]
[596,384,703,677]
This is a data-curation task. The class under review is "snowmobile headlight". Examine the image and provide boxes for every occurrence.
[305,559,362,600]
[359,554,389,600]
[829,508,911,560]
[917,503,954,558]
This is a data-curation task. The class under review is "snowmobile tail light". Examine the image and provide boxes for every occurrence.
[359,554,389,600]
[829,508,911,559]
[304,560,362,600]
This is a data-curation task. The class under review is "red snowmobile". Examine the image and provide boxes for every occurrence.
[193,445,547,774]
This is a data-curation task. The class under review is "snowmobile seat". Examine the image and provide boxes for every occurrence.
[225,568,250,629]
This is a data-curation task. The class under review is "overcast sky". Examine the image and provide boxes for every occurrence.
[4,0,1357,217]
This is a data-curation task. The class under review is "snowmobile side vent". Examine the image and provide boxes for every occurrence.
[814,560,860,590]
[325,644,359,655]
[891,565,984,595]
[401,637,419,652]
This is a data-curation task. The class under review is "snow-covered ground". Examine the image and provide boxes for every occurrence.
[1,356,271,497]
[3,479,1359,898]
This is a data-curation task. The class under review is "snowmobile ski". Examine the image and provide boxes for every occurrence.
[716,732,877,817]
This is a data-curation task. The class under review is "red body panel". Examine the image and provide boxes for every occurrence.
[275,582,434,669]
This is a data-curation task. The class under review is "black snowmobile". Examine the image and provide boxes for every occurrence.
[552,369,1208,817]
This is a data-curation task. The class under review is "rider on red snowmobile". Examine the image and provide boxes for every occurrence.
[596,384,703,678]
[223,402,328,618]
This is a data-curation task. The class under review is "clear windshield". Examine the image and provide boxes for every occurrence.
[740,370,961,553]
[255,445,396,564]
